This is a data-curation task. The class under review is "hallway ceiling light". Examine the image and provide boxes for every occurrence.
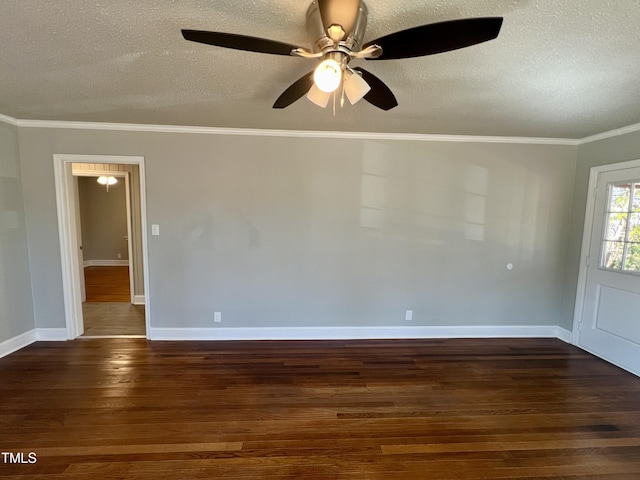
[97,175,118,192]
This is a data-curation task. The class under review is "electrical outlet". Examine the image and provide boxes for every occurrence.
[117,253,122,259]
[214,312,222,323]
[405,310,413,321]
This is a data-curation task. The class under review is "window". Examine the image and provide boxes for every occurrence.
[600,181,640,272]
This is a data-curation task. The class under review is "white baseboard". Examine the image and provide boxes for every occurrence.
[148,325,573,341]
[0,329,37,358]
[0,328,69,358]
[555,327,572,343]
[133,295,145,305]
[0,325,575,358]
[36,328,69,341]
[83,259,128,267]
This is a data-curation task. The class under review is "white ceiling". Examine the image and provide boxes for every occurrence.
[1,0,639,139]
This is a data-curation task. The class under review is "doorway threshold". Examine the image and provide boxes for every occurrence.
[79,335,147,339]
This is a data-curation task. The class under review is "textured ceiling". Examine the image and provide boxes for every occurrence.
[1,0,639,139]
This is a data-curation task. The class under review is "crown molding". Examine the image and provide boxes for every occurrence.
[13,116,640,145]
[15,119,579,146]
[579,122,640,145]
[0,113,18,126]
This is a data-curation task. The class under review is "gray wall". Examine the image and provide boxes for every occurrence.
[18,126,578,331]
[563,129,640,327]
[78,175,128,262]
[0,121,35,342]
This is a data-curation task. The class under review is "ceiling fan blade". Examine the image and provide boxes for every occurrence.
[181,30,301,56]
[273,72,314,109]
[364,17,503,60]
[353,68,398,111]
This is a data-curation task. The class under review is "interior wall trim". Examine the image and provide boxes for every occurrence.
[3,111,640,145]
[0,113,19,126]
[53,154,152,340]
[579,122,640,145]
[0,328,69,359]
[0,326,574,359]
[16,119,579,146]
[149,325,573,342]
[0,330,37,358]
[83,260,129,267]
[35,328,69,341]
[133,295,145,305]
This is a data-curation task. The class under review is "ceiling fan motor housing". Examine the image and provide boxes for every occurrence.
[307,0,368,58]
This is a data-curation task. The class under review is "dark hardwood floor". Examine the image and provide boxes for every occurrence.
[82,265,145,336]
[84,266,130,303]
[0,338,639,479]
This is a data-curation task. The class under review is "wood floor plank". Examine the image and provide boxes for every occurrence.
[82,303,145,336]
[83,265,130,303]
[0,338,639,479]
[81,265,146,336]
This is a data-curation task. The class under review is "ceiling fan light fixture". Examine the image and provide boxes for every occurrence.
[344,70,371,105]
[306,83,331,108]
[313,58,342,93]
[181,0,503,112]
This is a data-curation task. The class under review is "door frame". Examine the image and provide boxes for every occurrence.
[53,154,151,339]
[572,158,640,347]
[73,169,135,304]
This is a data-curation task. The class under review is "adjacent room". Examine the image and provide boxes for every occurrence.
[1,1,639,478]
[74,163,146,337]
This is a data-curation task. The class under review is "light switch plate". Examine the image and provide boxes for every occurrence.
[151,224,159,236]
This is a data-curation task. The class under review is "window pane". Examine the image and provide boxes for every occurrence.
[609,184,631,212]
[602,241,624,269]
[629,213,640,242]
[633,183,640,212]
[605,213,628,241]
[625,243,640,271]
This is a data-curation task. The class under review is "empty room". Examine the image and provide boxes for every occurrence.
[1,1,639,478]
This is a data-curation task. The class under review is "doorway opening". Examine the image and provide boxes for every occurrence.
[53,155,151,339]
[74,165,145,336]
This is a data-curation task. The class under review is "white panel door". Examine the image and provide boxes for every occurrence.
[579,166,640,376]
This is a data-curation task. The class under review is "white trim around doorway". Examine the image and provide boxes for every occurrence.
[53,154,151,339]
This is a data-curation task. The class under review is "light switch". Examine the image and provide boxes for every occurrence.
[151,224,160,236]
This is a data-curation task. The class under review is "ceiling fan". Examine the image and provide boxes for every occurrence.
[182,0,503,111]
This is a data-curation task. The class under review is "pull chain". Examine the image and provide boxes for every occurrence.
[332,90,336,116]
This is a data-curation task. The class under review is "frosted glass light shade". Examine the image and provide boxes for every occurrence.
[344,70,371,105]
[97,176,118,186]
[306,84,331,108]
[313,59,342,93]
